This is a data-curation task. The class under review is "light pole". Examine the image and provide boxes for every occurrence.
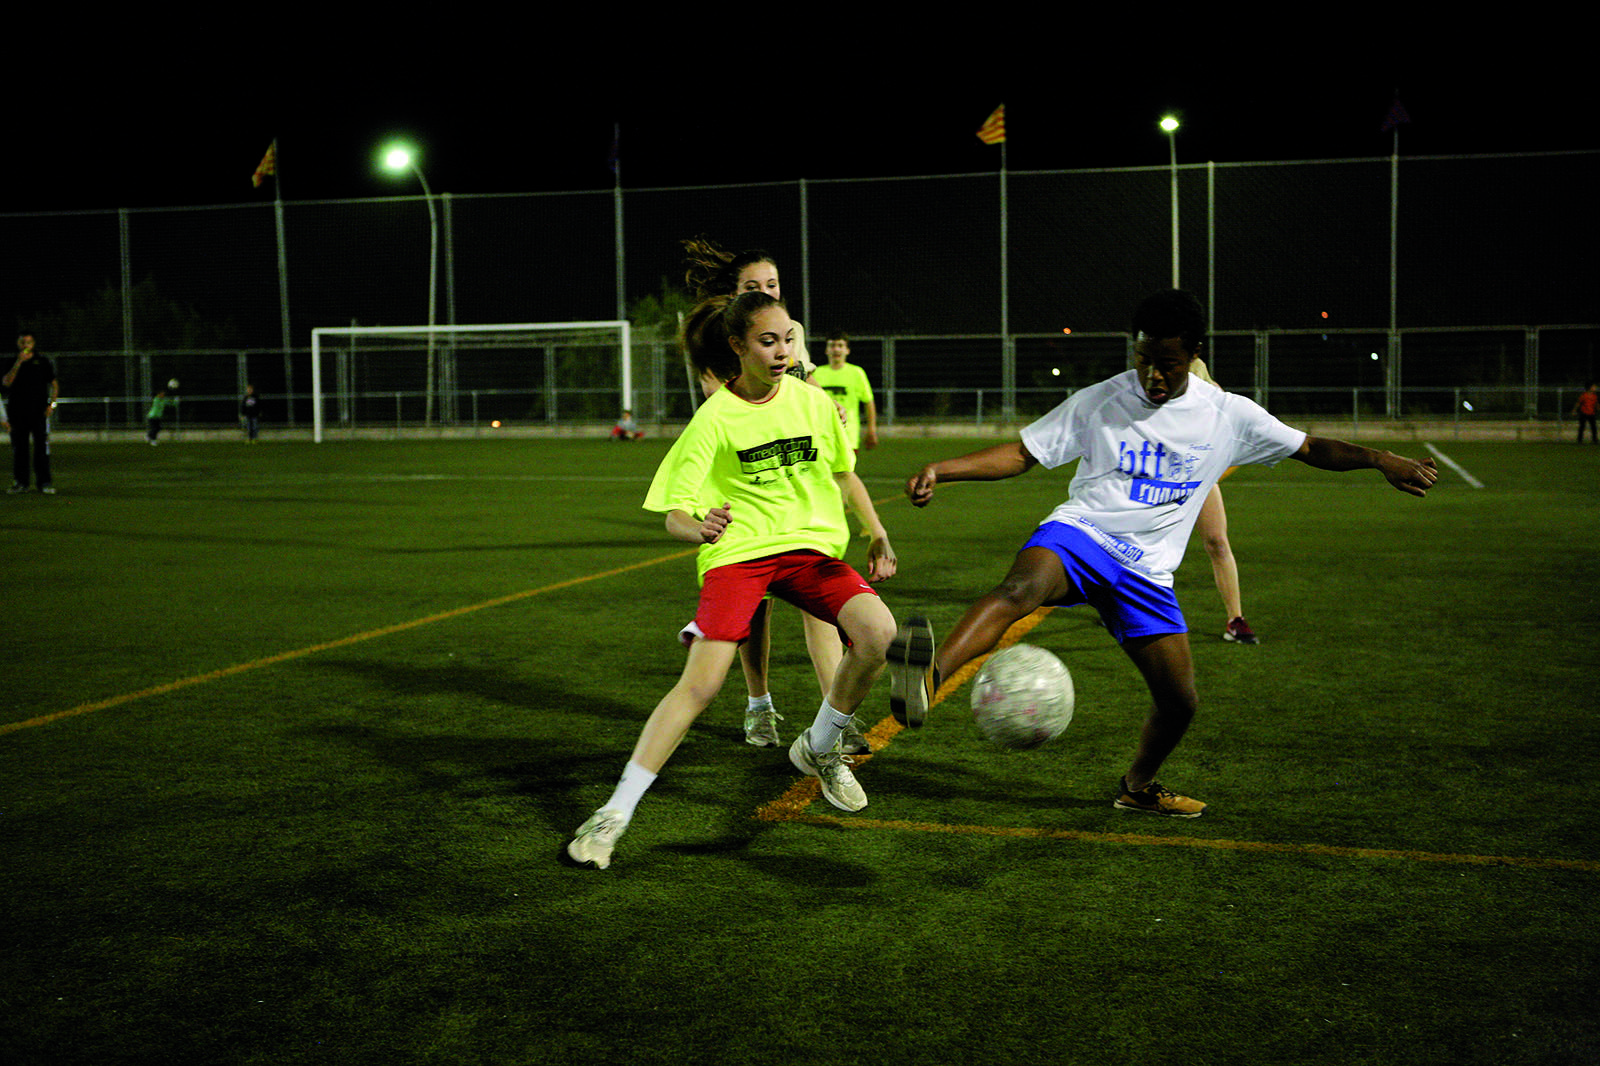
[1160,115,1180,288]
[381,143,439,425]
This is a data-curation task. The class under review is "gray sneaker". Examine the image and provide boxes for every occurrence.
[888,616,936,728]
[566,808,628,869]
[744,704,783,747]
[838,716,870,755]
[789,730,867,812]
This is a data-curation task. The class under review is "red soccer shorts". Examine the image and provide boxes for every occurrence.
[680,550,879,646]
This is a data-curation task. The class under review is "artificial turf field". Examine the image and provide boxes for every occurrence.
[2,435,1596,1066]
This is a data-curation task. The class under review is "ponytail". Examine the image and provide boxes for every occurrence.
[682,291,785,384]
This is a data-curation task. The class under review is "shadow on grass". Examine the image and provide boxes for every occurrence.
[296,657,807,844]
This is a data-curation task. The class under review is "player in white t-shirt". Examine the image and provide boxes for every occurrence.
[887,290,1438,817]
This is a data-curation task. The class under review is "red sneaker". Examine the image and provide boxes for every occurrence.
[1223,617,1259,644]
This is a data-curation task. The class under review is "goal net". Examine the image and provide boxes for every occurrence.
[308,322,635,442]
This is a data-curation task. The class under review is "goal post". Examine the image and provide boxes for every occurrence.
[308,321,632,442]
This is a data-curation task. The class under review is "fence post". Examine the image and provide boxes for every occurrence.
[882,337,897,427]
[1524,327,1539,419]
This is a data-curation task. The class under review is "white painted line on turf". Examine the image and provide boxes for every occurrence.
[1423,443,1485,489]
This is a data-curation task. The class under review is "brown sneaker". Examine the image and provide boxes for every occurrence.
[1113,778,1206,818]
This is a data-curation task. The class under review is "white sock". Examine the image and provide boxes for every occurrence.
[603,760,658,822]
[747,693,773,712]
[807,699,855,753]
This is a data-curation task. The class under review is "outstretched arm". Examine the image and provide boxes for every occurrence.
[1291,437,1438,497]
[905,441,1038,508]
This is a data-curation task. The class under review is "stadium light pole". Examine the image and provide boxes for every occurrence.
[1160,115,1181,288]
[381,143,439,425]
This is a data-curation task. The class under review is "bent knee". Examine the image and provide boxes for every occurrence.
[990,572,1055,612]
[839,596,896,660]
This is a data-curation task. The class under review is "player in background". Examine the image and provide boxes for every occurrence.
[1572,382,1597,444]
[681,237,879,755]
[1187,358,1257,644]
[565,291,898,869]
[810,331,879,451]
[887,290,1437,817]
[146,387,179,445]
[241,384,262,442]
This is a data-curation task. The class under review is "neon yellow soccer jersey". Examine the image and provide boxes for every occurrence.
[809,362,874,448]
[645,378,857,582]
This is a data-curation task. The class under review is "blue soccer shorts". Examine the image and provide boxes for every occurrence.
[1020,522,1188,643]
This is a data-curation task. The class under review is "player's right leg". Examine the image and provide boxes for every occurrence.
[566,639,740,870]
[892,546,1072,728]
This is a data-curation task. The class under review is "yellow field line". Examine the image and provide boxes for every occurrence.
[775,813,1600,873]
[2,547,700,736]
[755,607,1056,820]
[5,489,915,737]
[754,602,1598,875]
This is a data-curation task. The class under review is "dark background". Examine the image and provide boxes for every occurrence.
[2,43,1593,404]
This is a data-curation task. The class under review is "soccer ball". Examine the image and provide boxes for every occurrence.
[167,378,180,390]
[970,644,1075,750]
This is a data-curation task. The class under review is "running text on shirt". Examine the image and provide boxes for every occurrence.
[1118,439,1202,506]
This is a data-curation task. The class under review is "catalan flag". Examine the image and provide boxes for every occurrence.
[1380,97,1410,132]
[252,141,277,188]
[976,104,1005,145]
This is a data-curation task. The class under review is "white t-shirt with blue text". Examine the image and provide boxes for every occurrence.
[1020,370,1306,587]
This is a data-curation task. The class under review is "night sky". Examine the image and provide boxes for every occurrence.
[7,50,1589,212]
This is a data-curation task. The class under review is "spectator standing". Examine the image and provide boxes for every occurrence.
[3,332,58,493]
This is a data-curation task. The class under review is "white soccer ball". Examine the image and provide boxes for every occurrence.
[970,644,1075,750]
[167,378,180,390]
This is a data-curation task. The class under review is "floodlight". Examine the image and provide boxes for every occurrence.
[382,145,416,172]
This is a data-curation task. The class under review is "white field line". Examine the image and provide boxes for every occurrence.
[1423,443,1486,489]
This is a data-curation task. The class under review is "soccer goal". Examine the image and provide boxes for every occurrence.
[308,322,633,442]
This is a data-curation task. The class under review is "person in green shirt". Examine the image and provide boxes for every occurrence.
[146,387,179,445]
[810,331,878,451]
[565,291,899,870]
[680,238,876,754]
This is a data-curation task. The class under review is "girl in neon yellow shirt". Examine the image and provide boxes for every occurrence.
[566,291,899,870]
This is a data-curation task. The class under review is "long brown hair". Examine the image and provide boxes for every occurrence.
[681,235,777,300]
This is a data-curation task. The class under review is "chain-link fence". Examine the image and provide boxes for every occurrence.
[5,151,1596,432]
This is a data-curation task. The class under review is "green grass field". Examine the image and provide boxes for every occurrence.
[3,436,1596,1066]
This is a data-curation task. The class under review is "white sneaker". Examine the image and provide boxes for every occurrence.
[744,704,783,747]
[566,808,628,869]
[838,717,870,754]
[789,731,867,812]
